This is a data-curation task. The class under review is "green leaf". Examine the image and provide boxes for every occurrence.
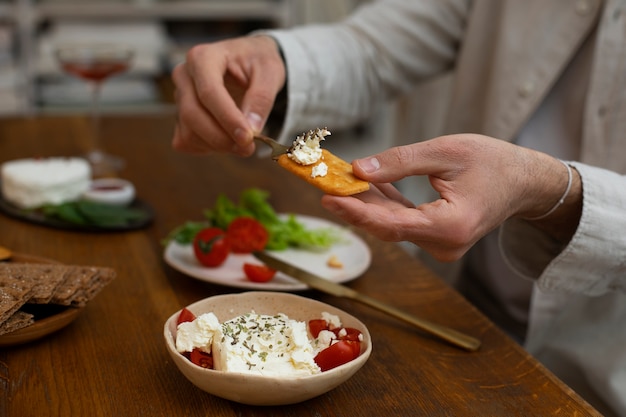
[162,221,208,245]
[164,188,342,251]
[40,200,150,228]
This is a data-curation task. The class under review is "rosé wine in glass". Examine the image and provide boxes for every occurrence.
[55,43,134,177]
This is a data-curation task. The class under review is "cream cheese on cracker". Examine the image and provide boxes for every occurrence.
[288,128,331,166]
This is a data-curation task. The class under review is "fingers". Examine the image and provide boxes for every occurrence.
[323,135,533,261]
[184,44,252,148]
[237,37,287,133]
[172,63,236,154]
[324,134,580,262]
[321,190,478,262]
[172,36,285,156]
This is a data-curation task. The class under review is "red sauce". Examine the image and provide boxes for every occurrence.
[91,184,124,191]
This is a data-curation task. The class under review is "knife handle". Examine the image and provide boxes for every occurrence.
[347,291,481,351]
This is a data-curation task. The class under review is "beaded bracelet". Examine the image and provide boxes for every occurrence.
[526,159,573,221]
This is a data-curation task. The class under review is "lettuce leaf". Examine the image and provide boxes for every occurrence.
[164,188,342,251]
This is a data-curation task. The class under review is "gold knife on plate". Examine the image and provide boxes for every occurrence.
[253,251,481,352]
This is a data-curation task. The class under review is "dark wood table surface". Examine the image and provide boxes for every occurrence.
[0,115,600,416]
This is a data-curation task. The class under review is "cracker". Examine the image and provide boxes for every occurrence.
[0,263,68,304]
[49,266,100,306]
[0,311,34,335]
[0,273,36,326]
[277,149,370,196]
[68,267,116,307]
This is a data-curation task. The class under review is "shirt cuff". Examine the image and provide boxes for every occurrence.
[499,162,626,296]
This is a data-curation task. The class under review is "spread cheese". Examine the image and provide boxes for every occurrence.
[288,128,331,166]
[1,157,91,209]
[176,311,323,377]
[311,162,328,178]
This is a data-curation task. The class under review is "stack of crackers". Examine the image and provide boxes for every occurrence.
[0,263,116,336]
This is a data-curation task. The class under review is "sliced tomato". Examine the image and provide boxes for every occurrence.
[226,217,269,253]
[333,327,362,342]
[308,319,330,338]
[314,340,360,372]
[243,263,277,283]
[193,227,230,267]
[176,307,196,326]
[190,348,213,369]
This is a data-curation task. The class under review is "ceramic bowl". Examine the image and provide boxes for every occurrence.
[163,291,372,405]
[82,178,135,206]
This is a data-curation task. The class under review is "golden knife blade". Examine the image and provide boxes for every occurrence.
[253,135,291,160]
[253,251,481,352]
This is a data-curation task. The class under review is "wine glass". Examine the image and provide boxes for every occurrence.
[54,43,134,177]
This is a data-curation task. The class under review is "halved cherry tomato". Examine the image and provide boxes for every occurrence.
[314,340,360,372]
[190,348,213,369]
[243,263,277,283]
[176,307,196,326]
[308,319,329,338]
[226,217,269,253]
[193,227,230,267]
[333,327,362,342]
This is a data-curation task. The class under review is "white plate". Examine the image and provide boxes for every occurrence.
[163,215,371,291]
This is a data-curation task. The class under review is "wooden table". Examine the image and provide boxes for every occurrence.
[0,115,600,416]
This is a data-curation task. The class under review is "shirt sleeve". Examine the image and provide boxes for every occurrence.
[259,0,470,142]
[499,162,626,296]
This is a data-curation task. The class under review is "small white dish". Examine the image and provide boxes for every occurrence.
[163,214,371,291]
[164,292,372,405]
[82,178,135,206]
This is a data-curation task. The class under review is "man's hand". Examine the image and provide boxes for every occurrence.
[321,134,582,262]
[172,35,286,157]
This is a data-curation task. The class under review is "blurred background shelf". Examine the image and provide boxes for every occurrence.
[0,0,308,116]
[35,1,291,20]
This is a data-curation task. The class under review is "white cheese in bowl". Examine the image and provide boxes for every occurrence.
[288,128,331,166]
[176,311,321,377]
[175,312,222,354]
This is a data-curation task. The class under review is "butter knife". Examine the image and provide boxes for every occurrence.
[253,251,481,352]
[253,135,291,160]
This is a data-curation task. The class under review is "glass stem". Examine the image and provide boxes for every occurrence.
[90,81,103,159]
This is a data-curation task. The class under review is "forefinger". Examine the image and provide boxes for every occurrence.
[185,44,252,148]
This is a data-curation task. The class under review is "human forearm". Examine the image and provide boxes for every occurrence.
[263,0,469,142]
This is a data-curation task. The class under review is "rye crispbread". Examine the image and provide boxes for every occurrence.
[277,149,370,196]
[53,266,116,307]
[0,311,34,335]
[0,263,68,303]
[0,273,37,326]
[0,262,116,335]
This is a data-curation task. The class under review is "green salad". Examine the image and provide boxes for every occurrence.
[164,188,342,251]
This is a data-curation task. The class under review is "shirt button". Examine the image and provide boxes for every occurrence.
[576,0,591,15]
[518,81,535,98]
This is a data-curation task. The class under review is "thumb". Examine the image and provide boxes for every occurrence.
[352,136,484,183]
[352,144,436,183]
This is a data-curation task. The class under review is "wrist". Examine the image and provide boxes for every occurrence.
[524,160,574,221]
[519,156,583,242]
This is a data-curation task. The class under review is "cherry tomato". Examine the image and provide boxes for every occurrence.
[176,307,196,326]
[314,340,360,372]
[308,319,329,338]
[333,327,362,342]
[190,348,213,369]
[226,217,269,253]
[243,263,277,283]
[193,227,230,267]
